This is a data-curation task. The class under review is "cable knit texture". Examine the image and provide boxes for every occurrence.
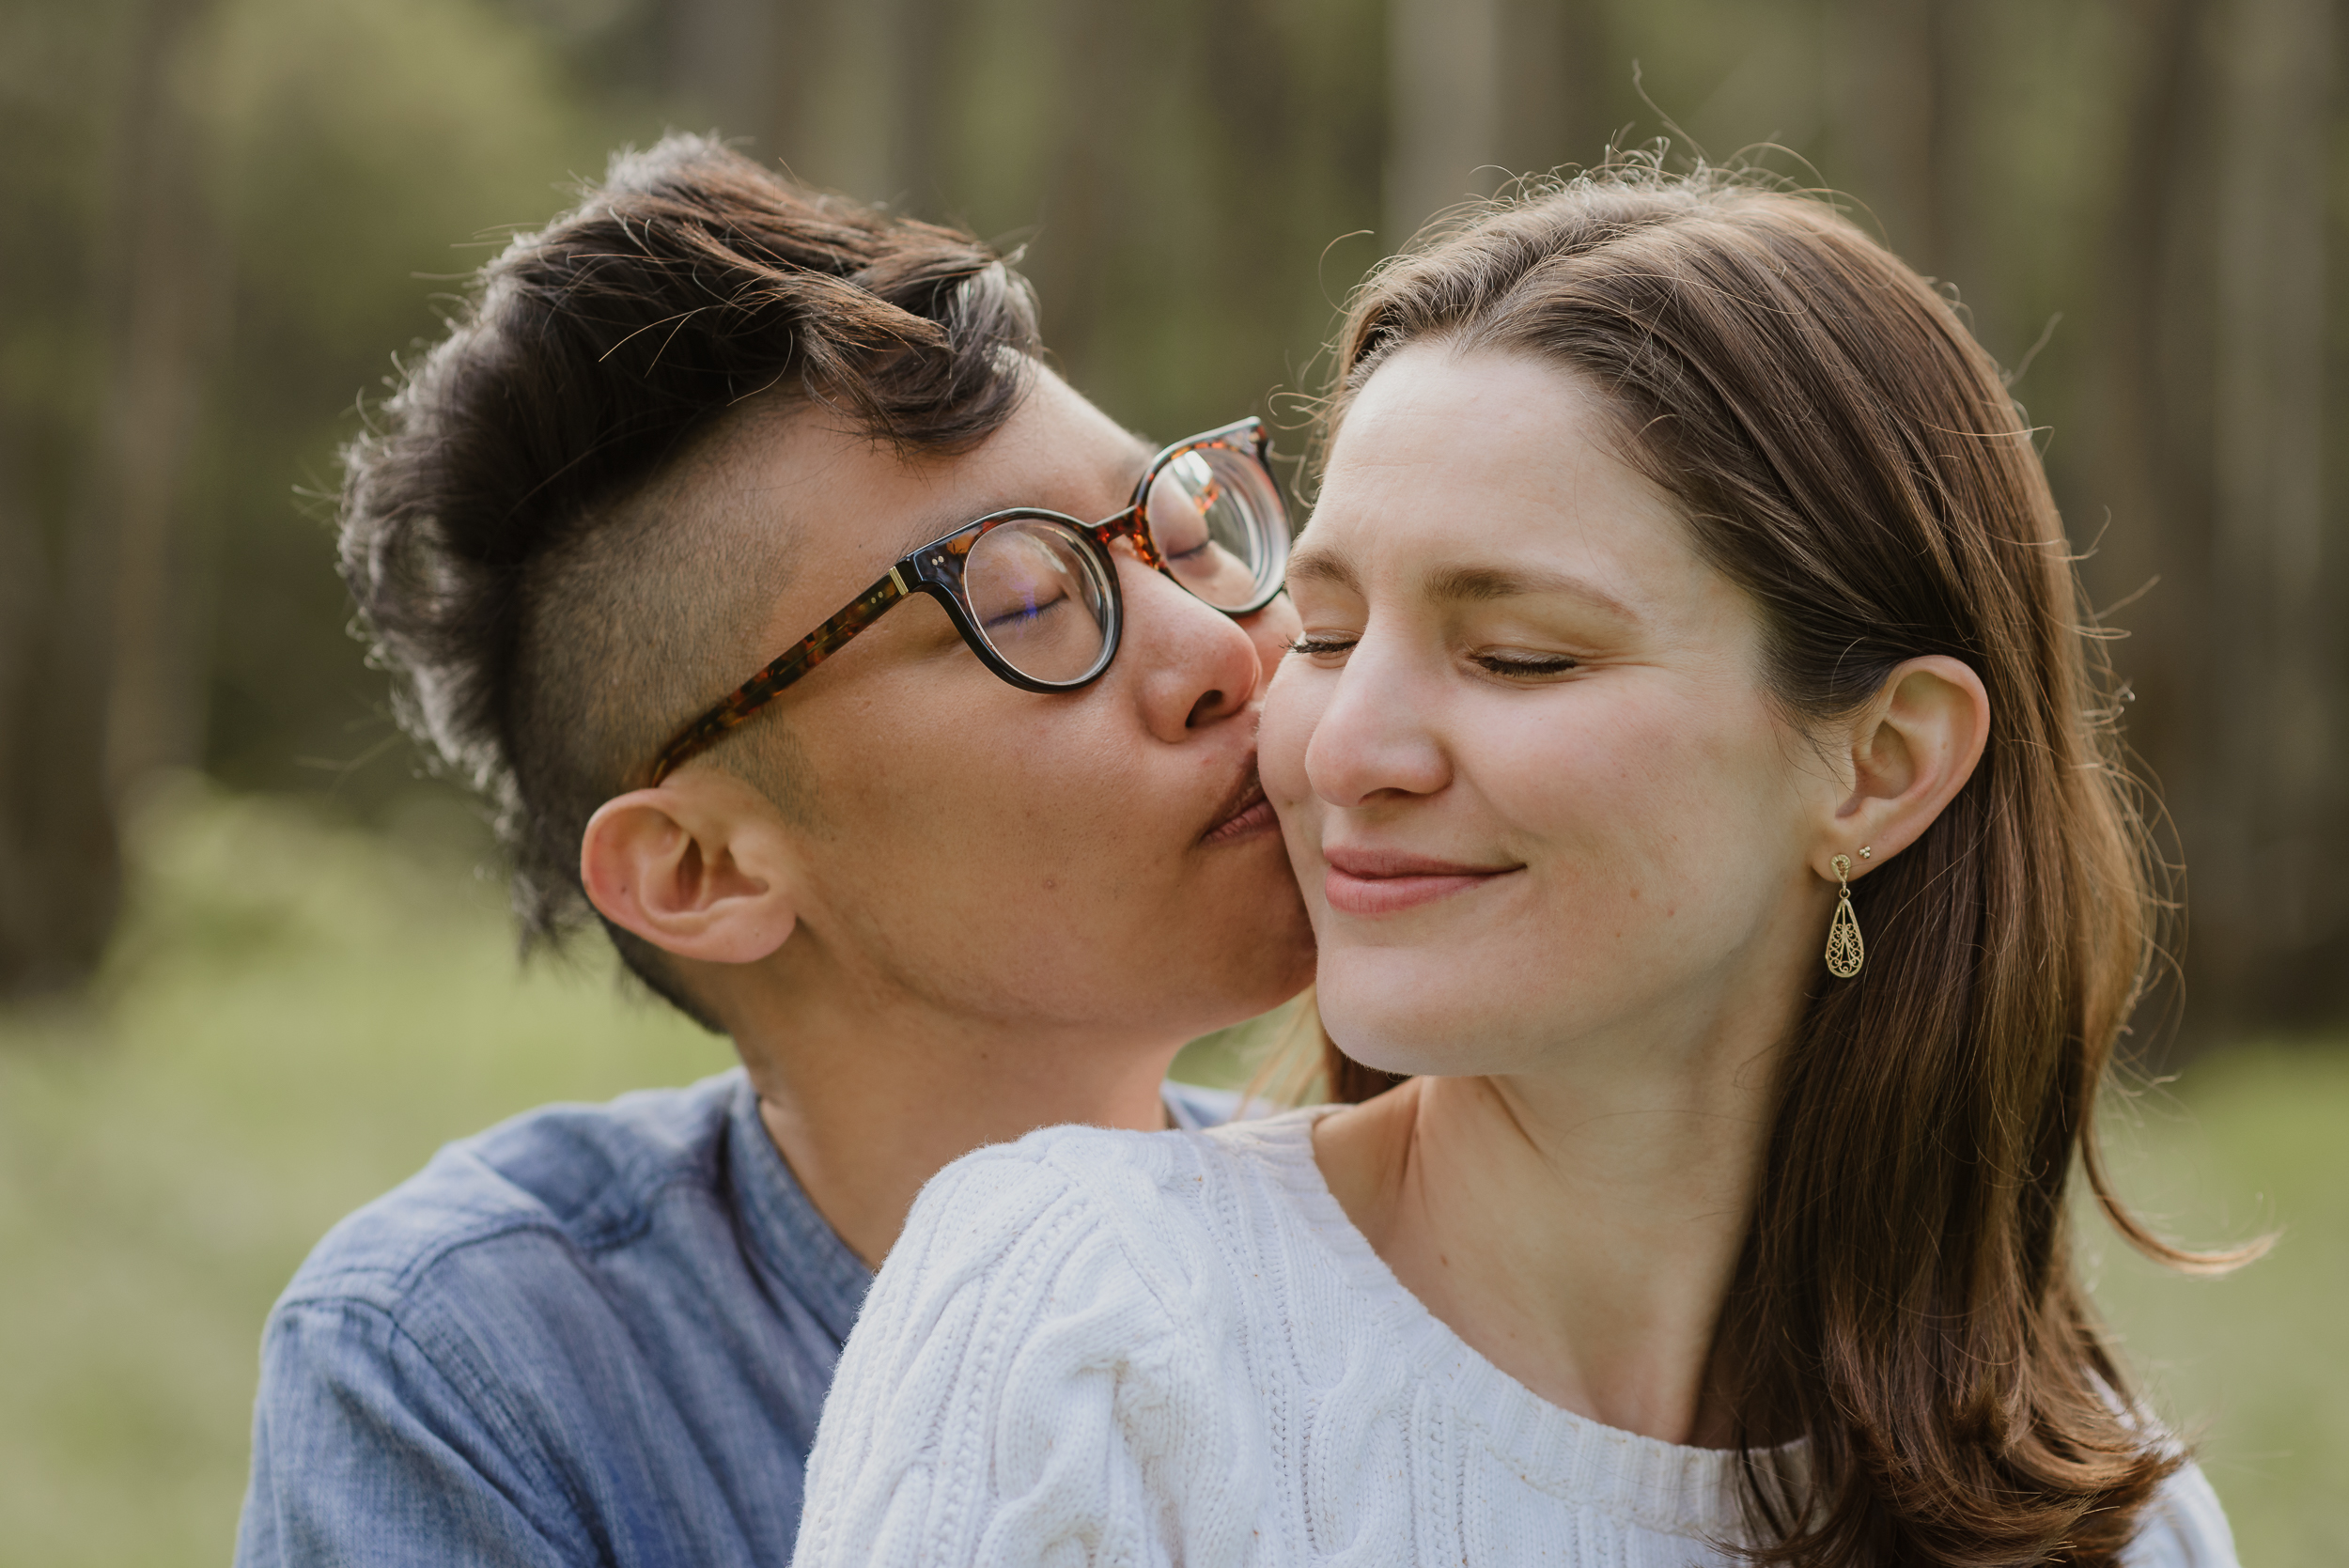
[794,1109,2237,1567]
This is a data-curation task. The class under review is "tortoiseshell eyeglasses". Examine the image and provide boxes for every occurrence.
[641,417,1290,785]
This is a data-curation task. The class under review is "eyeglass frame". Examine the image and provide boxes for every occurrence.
[640,417,1286,786]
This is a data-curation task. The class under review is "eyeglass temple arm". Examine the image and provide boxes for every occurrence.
[643,566,913,786]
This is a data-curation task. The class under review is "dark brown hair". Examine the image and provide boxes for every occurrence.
[340,134,1038,1025]
[1317,168,2238,1565]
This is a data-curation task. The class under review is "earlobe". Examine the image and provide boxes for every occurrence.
[1824,655,1991,875]
[581,773,800,965]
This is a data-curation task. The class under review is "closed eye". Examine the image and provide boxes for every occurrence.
[981,588,1071,631]
[1471,649,1579,677]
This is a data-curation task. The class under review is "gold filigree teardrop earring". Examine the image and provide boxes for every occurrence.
[1825,853,1865,978]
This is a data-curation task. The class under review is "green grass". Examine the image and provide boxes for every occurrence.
[2087,1048,2349,1566]
[1,783,2340,1565]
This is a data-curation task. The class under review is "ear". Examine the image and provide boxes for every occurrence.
[580,768,801,965]
[1819,655,1991,879]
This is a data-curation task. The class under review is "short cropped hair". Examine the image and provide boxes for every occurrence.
[341,134,1040,1025]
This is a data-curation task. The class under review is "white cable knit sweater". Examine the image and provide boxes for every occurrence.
[794,1109,2236,1567]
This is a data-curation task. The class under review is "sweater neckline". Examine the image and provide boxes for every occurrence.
[1211,1106,1781,1543]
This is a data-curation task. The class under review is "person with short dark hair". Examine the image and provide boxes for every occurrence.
[232,133,1315,1568]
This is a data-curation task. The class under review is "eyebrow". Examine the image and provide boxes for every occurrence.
[1286,551,1636,621]
[1283,550,1361,593]
[894,439,1152,555]
[1423,563,1635,619]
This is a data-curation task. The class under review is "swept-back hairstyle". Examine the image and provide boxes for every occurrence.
[341,133,1039,1025]
[1318,169,2231,1565]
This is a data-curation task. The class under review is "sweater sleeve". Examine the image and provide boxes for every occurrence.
[791,1140,1265,1568]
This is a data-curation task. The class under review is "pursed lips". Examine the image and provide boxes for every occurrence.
[1321,846,1522,916]
[1201,766,1278,845]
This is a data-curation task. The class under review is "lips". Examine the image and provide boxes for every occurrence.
[1322,846,1521,916]
[1202,767,1278,846]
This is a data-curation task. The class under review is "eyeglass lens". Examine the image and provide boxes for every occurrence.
[1145,443,1283,612]
[962,520,1115,683]
[960,436,1283,687]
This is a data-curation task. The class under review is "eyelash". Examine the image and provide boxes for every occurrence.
[1283,635,1579,678]
[1473,650,1579,677]
[1285,633,1355,659]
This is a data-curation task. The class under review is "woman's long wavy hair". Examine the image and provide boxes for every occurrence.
[1309,168,2249,1566]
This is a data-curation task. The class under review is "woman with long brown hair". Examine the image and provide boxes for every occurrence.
[791,169,2240,1566]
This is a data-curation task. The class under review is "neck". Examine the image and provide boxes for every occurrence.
[726,981,1180,1268]
[1315,1007,1789,1447]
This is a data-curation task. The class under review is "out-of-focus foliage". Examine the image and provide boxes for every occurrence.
[1,2,2340,1558]
[190,0,613,787]
[7,0,2342,1029]
[2088,1051,2349,1568]
[0,782,725,1566]
[0,785,2336,1566]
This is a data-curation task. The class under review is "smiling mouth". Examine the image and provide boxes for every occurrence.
[1321,848,1522,915]
[1202,768,1278,846]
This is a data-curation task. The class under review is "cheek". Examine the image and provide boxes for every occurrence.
[1318,682,1806,1069]
[1491,679,1793,873]
[1256,656,1323,811]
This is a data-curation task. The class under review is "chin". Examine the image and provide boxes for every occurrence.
[1177,917,1316,1041]
[1315,955,1512,1078]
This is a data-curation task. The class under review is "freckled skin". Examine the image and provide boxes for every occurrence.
[1267,344,1992,1448]
[1261,344,1827,1077]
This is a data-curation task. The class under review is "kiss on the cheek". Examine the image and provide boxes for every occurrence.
[795,172,2240,1568]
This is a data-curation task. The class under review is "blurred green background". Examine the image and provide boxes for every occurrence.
[1,0,2342,1561]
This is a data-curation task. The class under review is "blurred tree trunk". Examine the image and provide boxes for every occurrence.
[1386,0,1610,246]
[1386,0,1500,242]
[1831,0,1963,284]
[664,0,951,211]
[100,0,226,799]
[2,0,223,1002]
[1496,0,1612,177]
[2077,0,2341,1051]
[2075,0,2218,1062]
[2201,0,2338,1022]
[885,0,952,210]
[0,423,60,993]
[664,0,793,160]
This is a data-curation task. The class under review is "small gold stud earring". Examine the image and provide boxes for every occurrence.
[1825,854,1865,978]
[1859,846,1872,860]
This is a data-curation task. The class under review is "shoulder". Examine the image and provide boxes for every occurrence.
[272,1068,745,1324]
[800,1118,1324,1568]
[2125,1462,2238,1568]
[242,1071,773,1565]
[847,1110,1333,1405]
[884,1123,1207,1297]
[895,1108,1323,1281]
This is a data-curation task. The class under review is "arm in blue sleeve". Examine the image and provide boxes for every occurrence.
[236,1298,585,1568]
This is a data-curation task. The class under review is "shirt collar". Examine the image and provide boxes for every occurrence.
[722,1069,1234,1345]
[723,1071,873,1346]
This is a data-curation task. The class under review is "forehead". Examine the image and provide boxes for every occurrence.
[688,368,1152,566]
[655,369,1154,671]
[1303,345,1691,581]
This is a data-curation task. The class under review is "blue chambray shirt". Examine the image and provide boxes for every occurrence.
[233,1067,1237,1567]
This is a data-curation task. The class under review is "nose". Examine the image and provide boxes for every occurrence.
[1114,556,1267,739]
[1301,633,1452,807]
